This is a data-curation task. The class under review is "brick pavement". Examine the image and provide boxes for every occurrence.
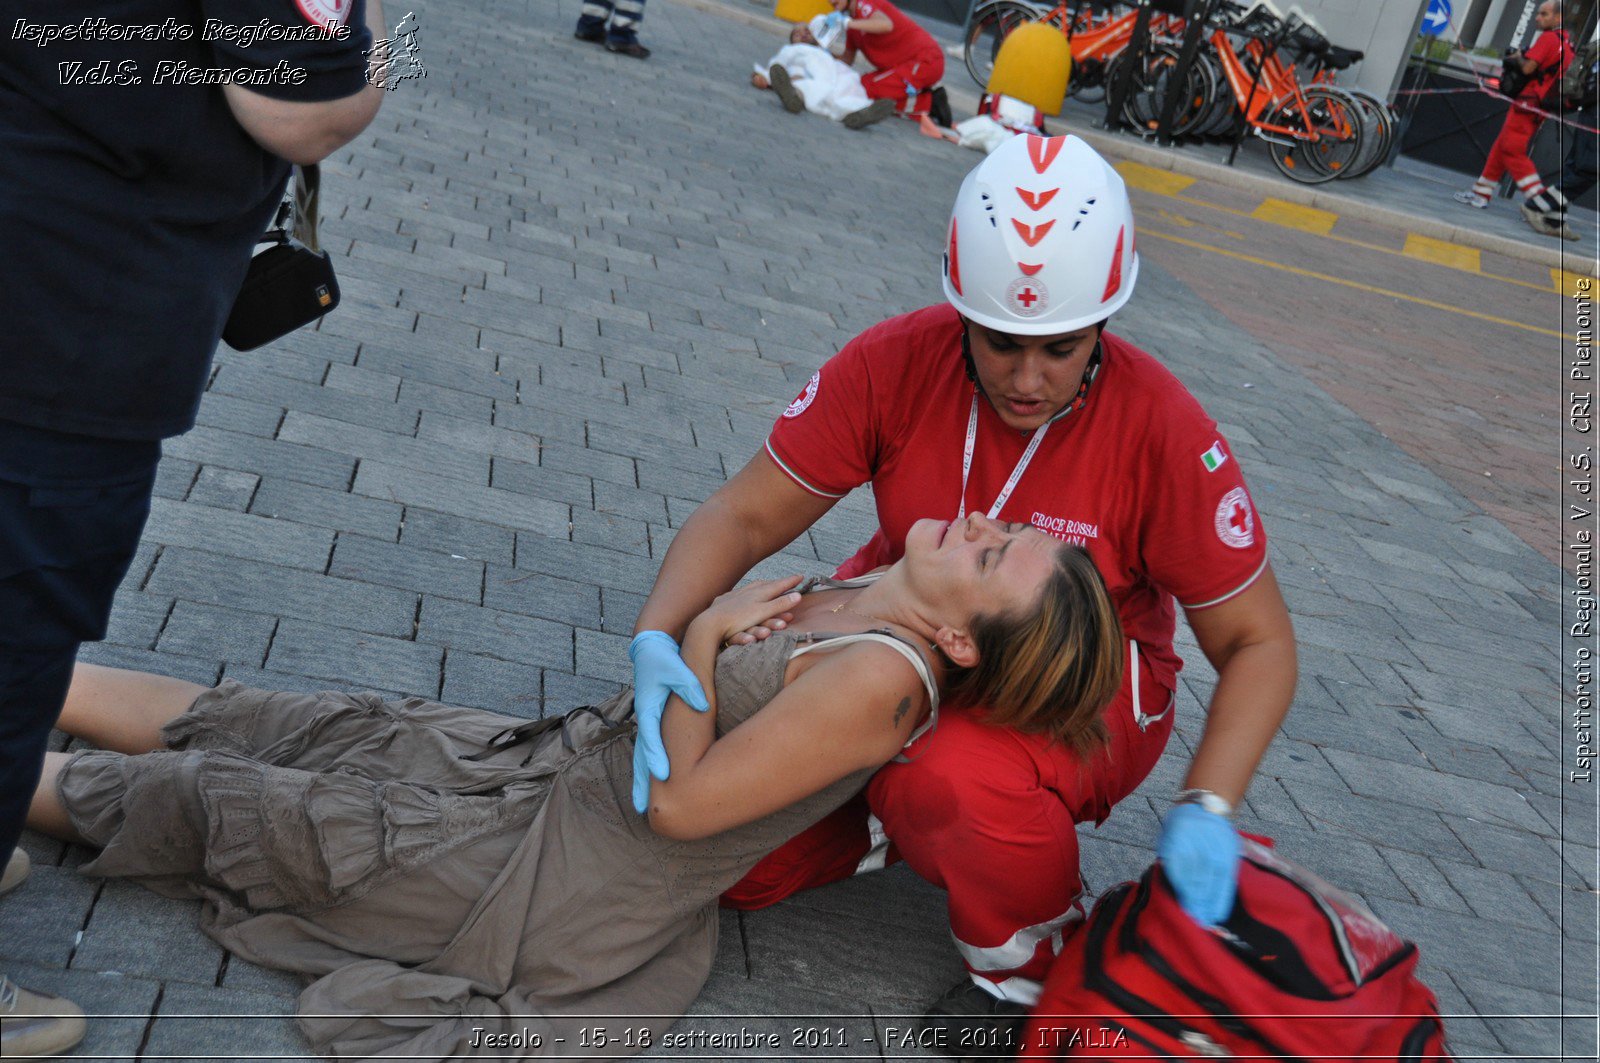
[0,0,1590,1059]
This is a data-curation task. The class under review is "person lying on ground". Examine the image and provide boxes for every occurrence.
[818,0,948,123]
[751,22,896,129]
[23,514,1121,1062]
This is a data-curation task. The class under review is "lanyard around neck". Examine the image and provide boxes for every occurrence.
[955,343,1101,521]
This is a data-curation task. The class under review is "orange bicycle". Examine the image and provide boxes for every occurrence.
[962,1,1183,99]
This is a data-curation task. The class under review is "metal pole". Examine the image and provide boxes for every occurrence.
[1102,0,1157,131]
[1154,0,1217,144]
[1225,19,1281,167]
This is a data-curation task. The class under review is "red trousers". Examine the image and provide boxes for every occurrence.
[722,642,1174,1003]
[860,50,944,114]
[1480,106,1544,185]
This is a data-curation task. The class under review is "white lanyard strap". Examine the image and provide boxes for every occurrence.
[956,394,1051,521]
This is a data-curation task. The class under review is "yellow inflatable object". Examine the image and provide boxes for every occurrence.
[775,0,832,22]
[986,21,1072,116]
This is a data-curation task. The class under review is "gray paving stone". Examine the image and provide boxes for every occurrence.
[147,547,419,639]
[571,506,653,557]
[249,476,404,542]
[280,410,489,486]
[483,563,601,629]
[103,592,172,651]
[163,424,356,491]
[75,879,223,987]
[193,390,286,440]
[144,497,334,572]
[0,864,99,968]
[1322,747,1551,835]
[1367,896,1563,996]
[145,982,315,1062]
[330,531,485,603]
[575,626,633,685]
[742,893,961,1009]
[156,602,276,666]
[186,467,260,511]
[216,361,422,435]
[352,459,570,538]
[543,669,624,712]
[416,595,573,672]
[1450,975,1594,1059]
[267,618,440,697]
[220,952,305,998]
[488,454,594,508]
[441,649,547,718]
[401,506,516,566]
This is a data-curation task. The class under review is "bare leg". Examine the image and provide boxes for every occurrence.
[56,663,207,755]
[26,751,87,843]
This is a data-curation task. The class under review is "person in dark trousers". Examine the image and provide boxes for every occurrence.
[0,1,383,1056]
[575,0,652,59]
[1453,0,1575,238]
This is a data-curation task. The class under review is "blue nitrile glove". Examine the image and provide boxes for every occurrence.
[1156,801,1242,927]
[629,631,710,814]
[822,11,848,33]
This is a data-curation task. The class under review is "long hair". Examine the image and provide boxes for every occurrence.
[942,542,1123,755]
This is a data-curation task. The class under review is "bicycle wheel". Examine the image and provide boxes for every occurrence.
[964,0,1047,89]
[1264,86,1363,184]
[1115,43,1216,138]
[1339,87,1396,178]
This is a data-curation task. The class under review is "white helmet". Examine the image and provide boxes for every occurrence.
[942,134,1139,335]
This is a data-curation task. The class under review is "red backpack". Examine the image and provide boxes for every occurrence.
[1021,840,1453,1061]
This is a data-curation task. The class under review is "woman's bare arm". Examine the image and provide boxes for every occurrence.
[648,641,926,840]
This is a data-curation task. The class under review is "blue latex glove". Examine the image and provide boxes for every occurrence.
[629,631,709,814]
[1156,802,1242,927]
[822,11,848,33]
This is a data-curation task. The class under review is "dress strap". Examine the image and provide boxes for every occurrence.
[798,571,887,595]
[789,630,940,756]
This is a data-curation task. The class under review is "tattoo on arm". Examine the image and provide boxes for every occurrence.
[893,696,911,727]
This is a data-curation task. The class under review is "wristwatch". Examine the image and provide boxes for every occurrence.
[1174,788,1235,818]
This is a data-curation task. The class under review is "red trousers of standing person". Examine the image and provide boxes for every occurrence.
[722,646,1174,1003]
[860,51,944,114]
[1480,106,1544,185]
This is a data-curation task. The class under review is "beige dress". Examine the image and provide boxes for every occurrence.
[57,621,937,1061]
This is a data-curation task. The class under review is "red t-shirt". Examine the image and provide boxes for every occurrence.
[1520,28,1573,102]
[846,0,941,72]
[766,304,1269,699]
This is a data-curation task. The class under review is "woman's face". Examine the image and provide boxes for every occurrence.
[902,514,1058,625]
[966,321,1100,432]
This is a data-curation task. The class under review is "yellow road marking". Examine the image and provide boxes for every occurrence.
[1142,227,1571,340]
[1553,268,1600,296]
[1251,198,1337,236]
[1115,161,1196,196]
[1125,182,1570,296]
[1402,234,1482,272]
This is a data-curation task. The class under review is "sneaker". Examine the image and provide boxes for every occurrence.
[929,85,953,129]
[0,850,28,898]
[0,977,87,1059]
[768,65,804,114]
[1452,189,1489,208]
[604,37,651,59]
[842,98,897,130]
[1522,202,1578,239]
[918,978,1027,1060]
[574,23,605,44]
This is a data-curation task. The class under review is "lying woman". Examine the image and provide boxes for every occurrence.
[25,513,1121,1061]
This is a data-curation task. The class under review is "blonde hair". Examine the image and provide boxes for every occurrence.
[943,543,1123,754]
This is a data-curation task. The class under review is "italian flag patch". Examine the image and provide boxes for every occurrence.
[1201,442,1227,472]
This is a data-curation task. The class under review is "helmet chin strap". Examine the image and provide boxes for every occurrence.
[960,323,1105,428]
